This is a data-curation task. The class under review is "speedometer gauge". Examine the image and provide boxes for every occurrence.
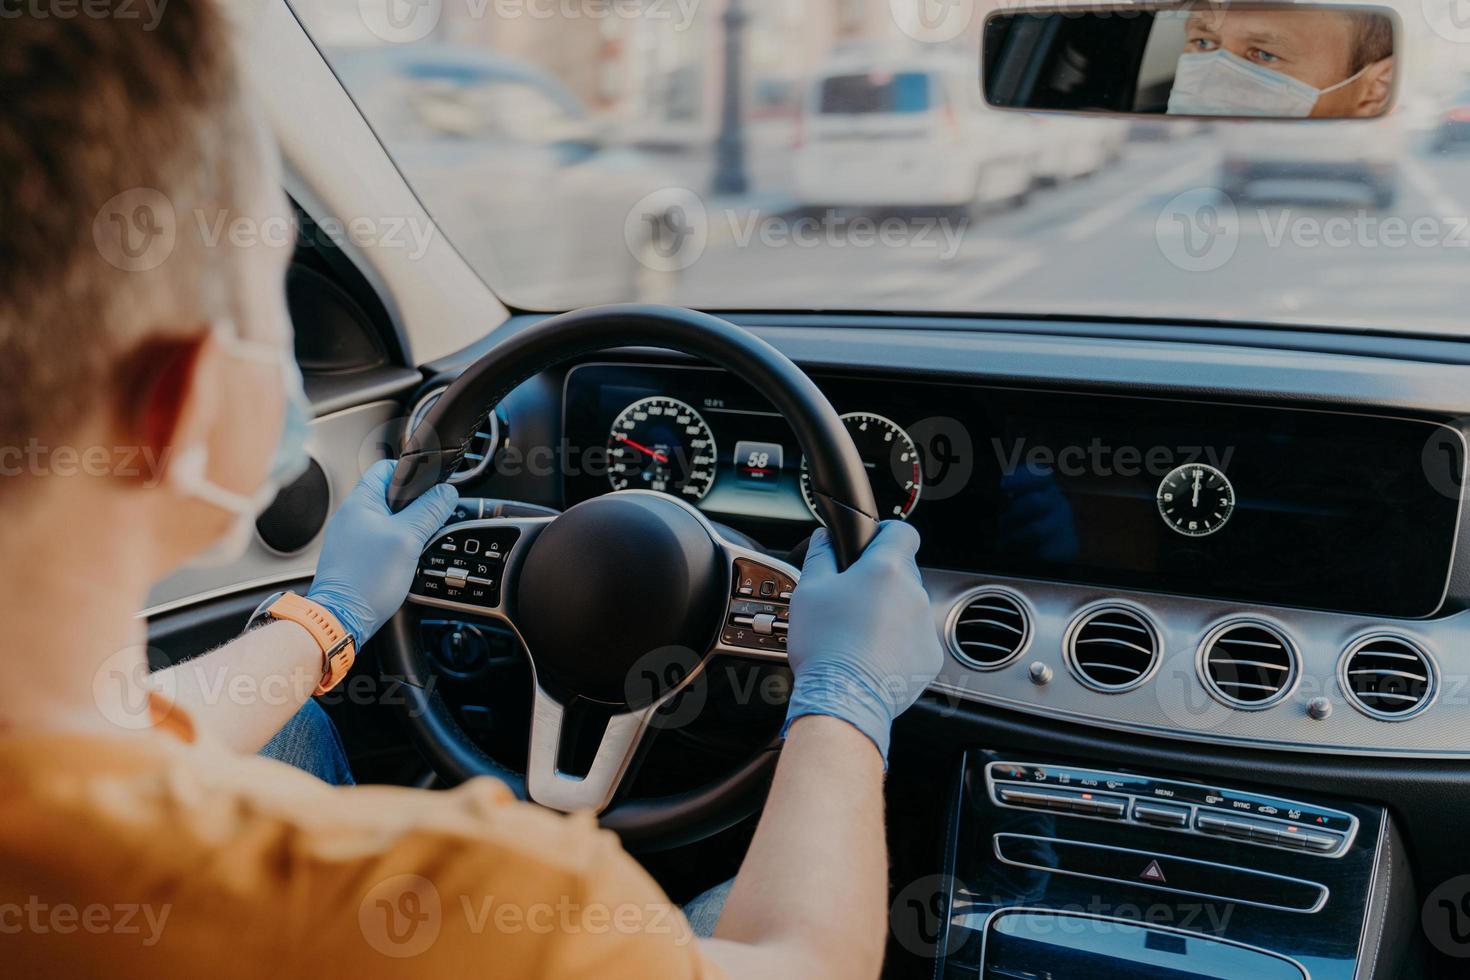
[801,413,921,522]
[607,396,718,501]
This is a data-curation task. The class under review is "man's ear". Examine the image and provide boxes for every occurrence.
[113,331,213,485]
[1353,57,1394,118]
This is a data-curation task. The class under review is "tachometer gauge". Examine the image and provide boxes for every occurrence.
[607,396,718,501]
[1157,463,1235,537]
[801,413,921,522]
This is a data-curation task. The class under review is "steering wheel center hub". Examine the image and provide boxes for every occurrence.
[515,493,727,708]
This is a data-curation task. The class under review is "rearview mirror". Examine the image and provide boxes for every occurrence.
[983,2,1399,119]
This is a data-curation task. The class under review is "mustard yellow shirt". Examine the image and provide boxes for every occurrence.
[0,698,721,979]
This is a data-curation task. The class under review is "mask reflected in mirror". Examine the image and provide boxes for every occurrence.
[983,3,1397,121]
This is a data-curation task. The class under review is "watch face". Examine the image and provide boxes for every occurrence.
[1157,464,1235,537]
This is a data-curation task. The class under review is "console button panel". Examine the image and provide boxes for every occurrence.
[986,761,1356,858]
[992,833,1329,913]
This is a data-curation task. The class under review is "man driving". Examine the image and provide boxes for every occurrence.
[0,5,943,978]
[1166,6,1394,117]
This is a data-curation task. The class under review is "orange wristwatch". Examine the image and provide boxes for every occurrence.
[251,592,356,696]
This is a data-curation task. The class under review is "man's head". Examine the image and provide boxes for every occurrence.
[0,1,298,578]
[1180,6,1395,117]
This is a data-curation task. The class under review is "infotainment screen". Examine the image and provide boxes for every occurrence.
[563,363,1462,618]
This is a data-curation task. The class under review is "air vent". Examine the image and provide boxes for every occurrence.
[1340,635,1436,721]
[404,387,499,485]
[1199,622,1298,709]
[948,589,1030,669]
[1066,606,1159,692]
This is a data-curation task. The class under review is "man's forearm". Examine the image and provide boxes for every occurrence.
[156,621,322,753]
[702,715,889,980]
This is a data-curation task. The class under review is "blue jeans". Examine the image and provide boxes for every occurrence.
[259,699,355,786]
[684,879,733,938]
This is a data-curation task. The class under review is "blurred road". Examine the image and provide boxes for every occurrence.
[671,136,1470,334]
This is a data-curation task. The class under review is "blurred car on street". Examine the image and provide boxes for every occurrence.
[1218,116,1404,208]
[1432,84,1470,152]
[331,44,682,308]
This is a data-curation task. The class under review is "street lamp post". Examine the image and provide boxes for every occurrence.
[712,0,749,197]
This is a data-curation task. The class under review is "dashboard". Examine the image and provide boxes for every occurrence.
[563,361,1462,619]
[533,352,1470,761]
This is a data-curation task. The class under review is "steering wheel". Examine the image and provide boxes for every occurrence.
[379,305,879,849]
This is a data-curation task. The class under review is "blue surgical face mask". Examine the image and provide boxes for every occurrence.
[1167,49,1367,118]
[172,324,312,567]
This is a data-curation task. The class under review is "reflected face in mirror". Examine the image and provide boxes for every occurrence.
[1171,7,1394,117]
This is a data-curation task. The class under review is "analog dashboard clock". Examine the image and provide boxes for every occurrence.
[1157,463,1235,537]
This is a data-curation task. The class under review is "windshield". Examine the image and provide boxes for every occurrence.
[293,1,1470,333]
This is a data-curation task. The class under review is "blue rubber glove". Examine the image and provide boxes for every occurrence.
[306,460,460,648]
[783,521,944,764]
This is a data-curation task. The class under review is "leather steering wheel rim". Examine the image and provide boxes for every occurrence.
[379,305,880,848]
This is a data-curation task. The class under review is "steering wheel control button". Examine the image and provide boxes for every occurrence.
[412,527,521,608]
[723,558,797,655]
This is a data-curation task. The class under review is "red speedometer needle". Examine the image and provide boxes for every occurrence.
[615,434,669,464]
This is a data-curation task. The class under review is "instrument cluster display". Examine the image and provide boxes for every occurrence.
[562,362,1460,618]
[566,364,929,530]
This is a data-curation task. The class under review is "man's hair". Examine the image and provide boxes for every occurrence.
[1347,10,1394,74]
[0,0,253,456]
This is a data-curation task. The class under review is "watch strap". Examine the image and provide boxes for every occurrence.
[258,592,356,696]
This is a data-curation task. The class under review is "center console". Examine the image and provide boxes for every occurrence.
[937,752,1407,979]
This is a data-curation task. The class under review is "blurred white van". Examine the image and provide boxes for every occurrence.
[793,52,1036,214]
